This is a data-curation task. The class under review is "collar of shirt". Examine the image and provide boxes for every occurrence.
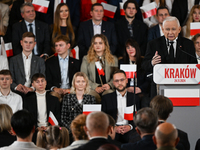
[58,54,69,61]
[165,36,178,45]
[116,90,127,98]
[0,89,14,97]
[36,91,46,96]
[25,20,35,27]
[92,21,102,27]
[22,52,32,60]
[89,136,107,140]
[159,24,164,36]
[196,53,200,59]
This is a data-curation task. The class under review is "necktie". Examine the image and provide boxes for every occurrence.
[169,41,174,62]
[29,23,33,33]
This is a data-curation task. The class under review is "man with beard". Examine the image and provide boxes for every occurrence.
[115,0,148,57]
[101,70,140,143]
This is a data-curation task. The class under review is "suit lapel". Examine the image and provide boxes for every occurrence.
[156,25,160,37]
[105,59,110,82]
[55,56,61,83]
[89,20,94,39]
[30,55,36,77]
[126,92,133,107]
[22,21,28,33]
[32,93,38,121]
[159,36,168,61]
[175,36,182,61]
[122,17,130,38]
[35,20,40,51]
[18,54,26,78]
[46,93,50,119]
[112,92,117,110]
[89,61,96,83]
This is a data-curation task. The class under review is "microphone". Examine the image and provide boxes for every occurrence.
[177,45,200,60]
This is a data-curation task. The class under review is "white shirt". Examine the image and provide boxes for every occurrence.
[0,55,8,71]
[166,37,178,57]
[22,52,32,87]
[159,24,164,37]
[93,21,102,35]
[0,90,22,113]
[36,91,47,127]
[196,53,200,64]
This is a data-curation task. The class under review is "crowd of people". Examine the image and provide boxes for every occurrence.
[0,0,200,149]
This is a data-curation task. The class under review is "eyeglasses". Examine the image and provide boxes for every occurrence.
[113,78,126,83]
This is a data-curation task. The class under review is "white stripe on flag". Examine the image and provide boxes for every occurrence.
[101,2,117,13]
[124,105,134,114]
[49,111,58,125]
[190,22,200,30]
[120,64,136,72]
[95,61,102,70]
[164,89,199,97]
[140,2,157,12]
[32,0,49,7]
[83,104,101,112]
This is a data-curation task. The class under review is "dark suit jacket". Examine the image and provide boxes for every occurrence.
[12,20,51,56]
[77,20,117,59]
[9,53,45,90]
[45,56,80,90]
[143,36,198,72]
[148,24,160,42]
[178,129,190,150]
[115,17,148,57]
[23,92,61,126]
[101,91,140,126]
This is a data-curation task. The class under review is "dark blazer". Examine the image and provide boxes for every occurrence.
[77,20,117,59]
[148,24,160,42]
[101,91,140,126]
[23,92,61,126]
[9,53,45,90]
[12,20,51,56]
[0,130,16,147]
[115,17,148,57]
[45,56,80,90]
[143,36,198,72]
[178,129,190,150]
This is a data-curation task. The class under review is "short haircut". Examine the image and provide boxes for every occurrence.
[123,0,138,10]
[0,69,12,78]
[53,35,70,46]
[163,16,180,27]
[107,114,116,128]
[0,104,13,132]
[11,110,36,139]
[150,95,173,120]
[192,33,200,43]
[156,6,169,15]
[22,32,35,40]
[91,3,104,11]
[112,69,126,79]
[134,107,158,133]
[20,2,34,13]
[31,73,46,83]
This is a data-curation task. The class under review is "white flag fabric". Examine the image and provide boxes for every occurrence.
[48,111,58,125]
[83,104,101,115]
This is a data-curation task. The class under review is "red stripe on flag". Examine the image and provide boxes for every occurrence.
[83,111,91,115]
[124,113,133,120]
[104,10,115,18]
[125,72,136,78]
[48,117,56,125]
[190,29,200,35]
[142,8,157,18]
[97,68,105,76]
[169,97,199,106]
[120,9,125,15]
[6,49,13,57]
[33,4,48,13]
[71,49,76,59]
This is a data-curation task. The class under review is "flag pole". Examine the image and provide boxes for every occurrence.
[99,75,103,85]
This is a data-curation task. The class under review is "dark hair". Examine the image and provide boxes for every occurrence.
[53,35,70,46]
[98,144,120,150]
[91,3,104,11]
[150,95,173,120]
[11,110,36,139]
[31,73,46,83]
[22,32,35,40]
[107,115,116,127]
[0,69,12,78]
[112,70,126,79]
[123,0,139,10]
[156,6,169,15]
[20,2,34,13]
[134,107,158,133]
[192,33,200,43]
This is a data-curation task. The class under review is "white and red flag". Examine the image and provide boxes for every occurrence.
[83,104,101,115]
[120,64,137,79]
[190,22,200,35]
[0,38,13,57]
[124,105,137,120]
[95,61,105,76]
[48,111,58,126]
[140,2,157,19]
[119,0,127,16]
[32,0,49,14]
[101,2,117,18]
[71,46,79,60]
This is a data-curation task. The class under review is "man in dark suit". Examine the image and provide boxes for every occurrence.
[115,0,148,57]
[77,3,117,60]
[12,2,51,56]
[102,70,140,143]
[122,107,158,150]
[9,32,45,95]
[148,6,170,42]
[45,35,80,95]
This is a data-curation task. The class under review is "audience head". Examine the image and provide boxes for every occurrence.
[71,114,88,141]
[123,0,138,19]
[37,126,69,149]
[107,115,116,140]
[156,6,170,25]
[31,73,46,94]
[112,70,128,93]
[70,72,90,94]
[189,5,200,23]
[90,3,104,22]
[134,107,158,136]
[85,111,109,138]
[98,144,120,150]
[11,110,36,139]
[21,32,36,53]
[162,16,181,41]
[0,70,13,90]
[20,2,36,23]
[150,95,173,121]
[192,33,200,55]
[153,122,179,148]
[0,104,13,132]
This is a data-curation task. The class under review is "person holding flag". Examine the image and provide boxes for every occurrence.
[81,34,118,103]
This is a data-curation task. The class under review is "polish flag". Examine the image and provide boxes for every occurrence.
[190,22,200,35]
[83,104,101,115]
[101,2,117,18]
[140,2,157,19]
[95,61,105,76]
[120,3,125,16]
[0,39,13,57]
[71,46,79,60]
[48,111,58,125]
[32,0,49,14]
[124,105,137,120]
[120,64,136,79]
[164,89,200,106]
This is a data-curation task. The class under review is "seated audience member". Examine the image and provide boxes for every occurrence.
[46,35,80,95]
[37,125,69,149]
[12,3,50,56]
[192,33,200,63]
[0,2,9,27]
[81,34,118,103]
[74,111,110,150]
[148,6,170,42]
[61,72,95,140]
[101,70,140,143]
[122,107,157,150]
[150,95,190,150]
[24,73,60,130]
[115,0,148,57]
[78,3,117,60]
[0,70,22,113]
[60,114,88,150]
[182,5,200,39]
[9,32,45,95]
[153,122,180,150]
[0,104,16,147]
[119,39,151,107]
[0,110,44,150]
[98,144,120,150]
